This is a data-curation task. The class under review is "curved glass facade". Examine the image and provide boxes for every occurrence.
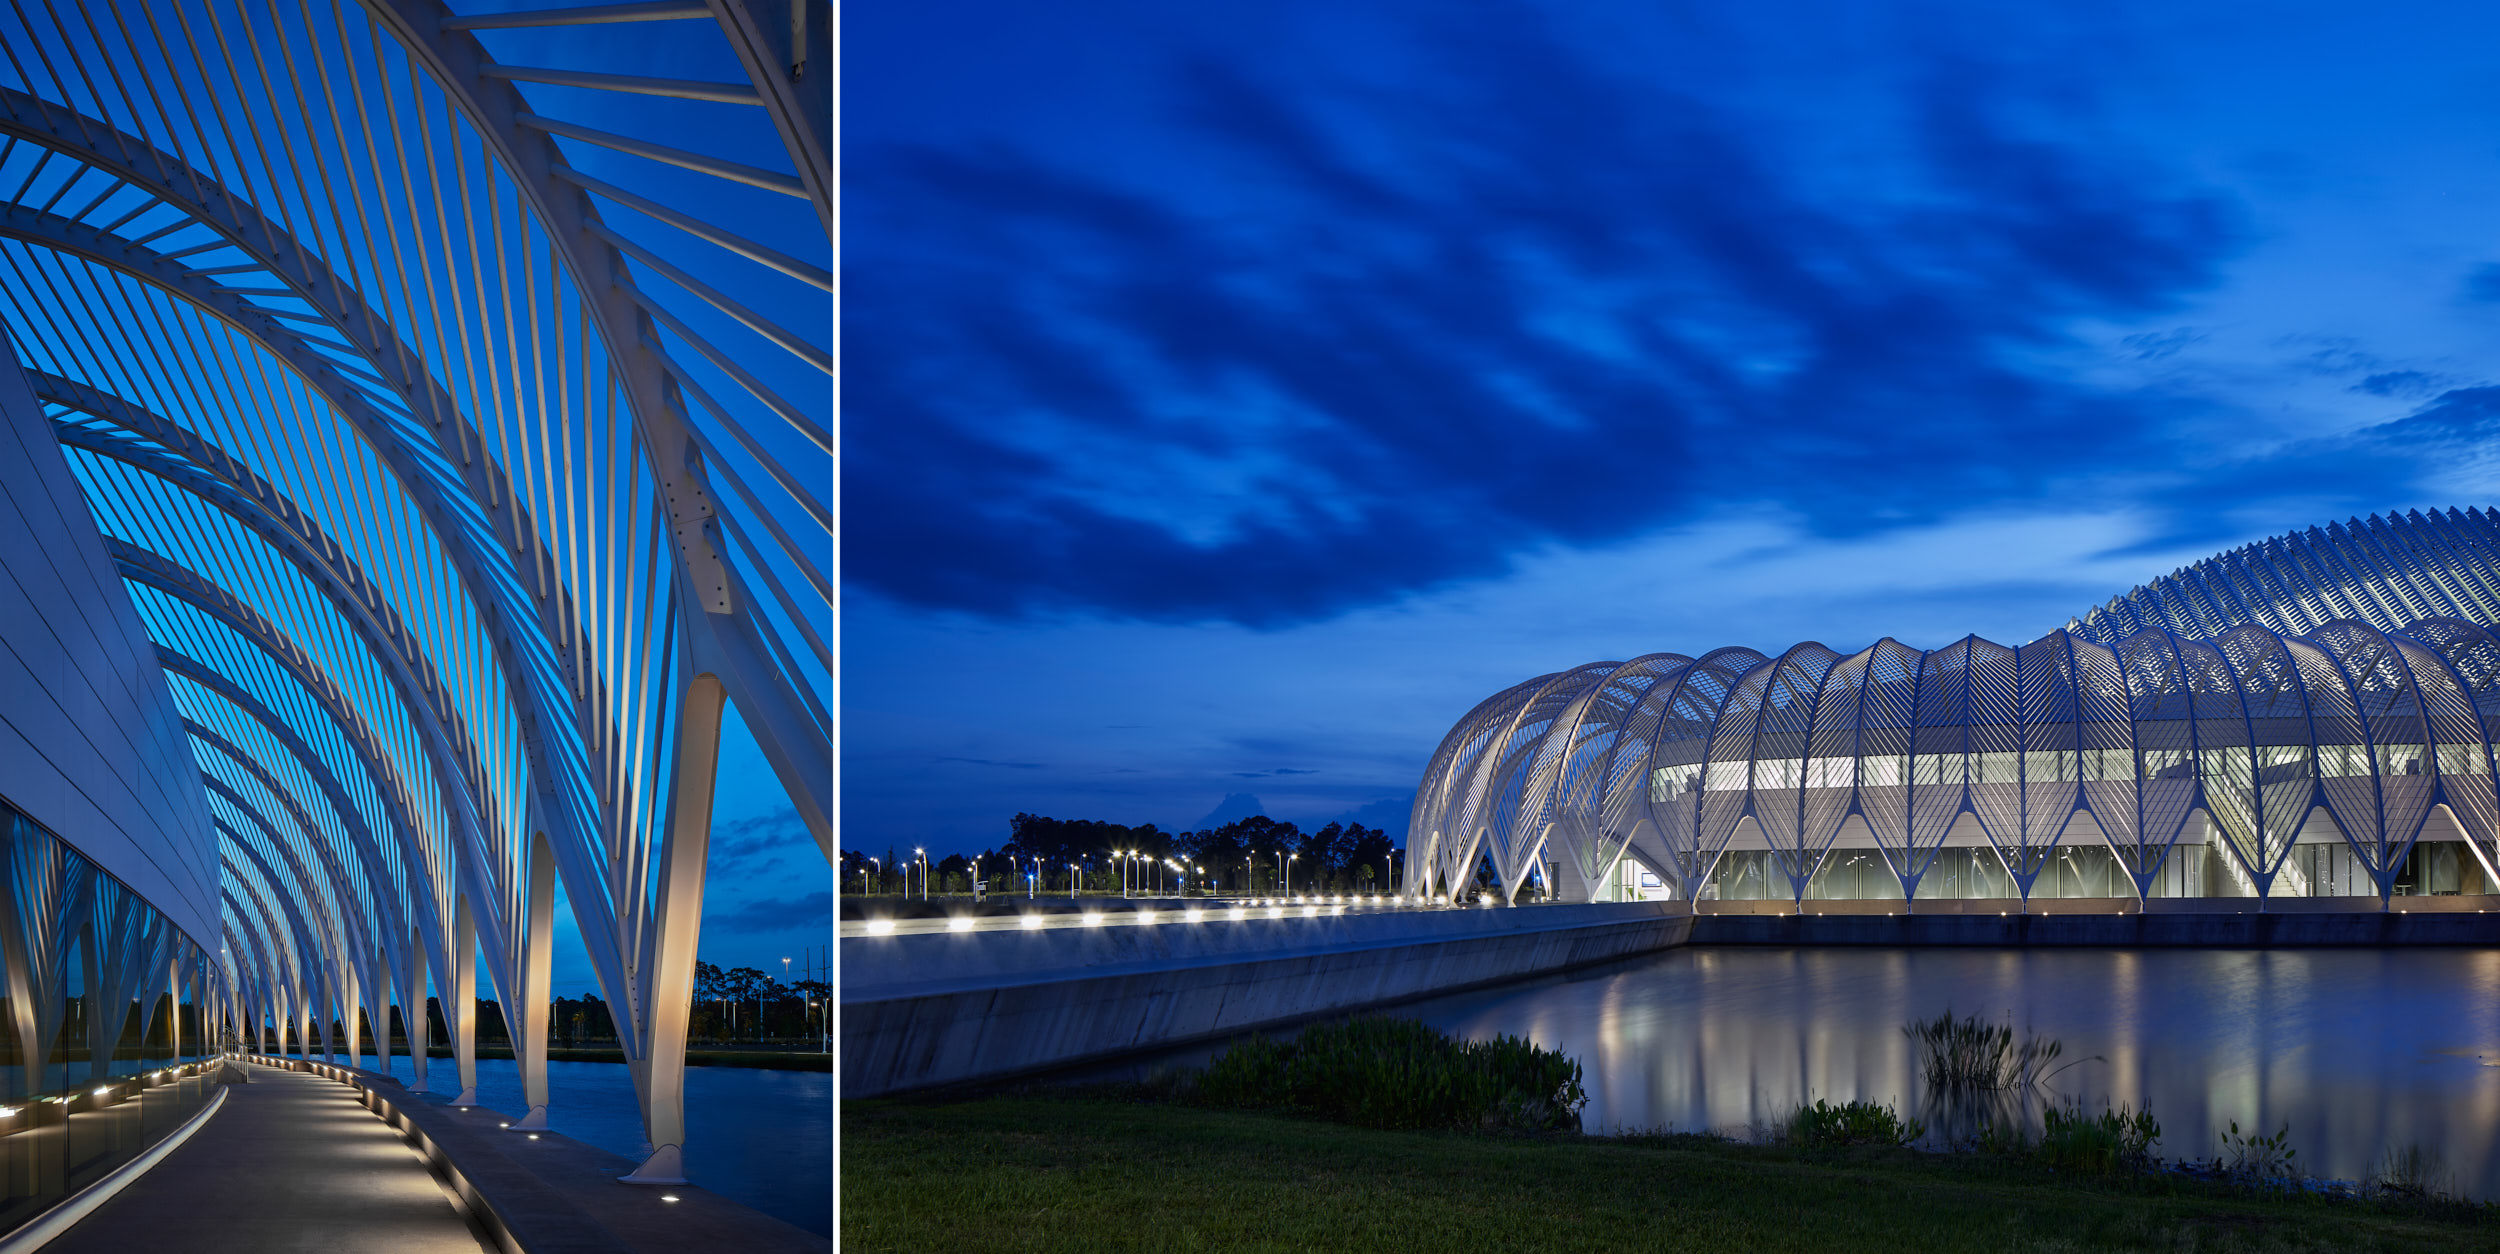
[1412,514,2500,907]
[0,799,213,1231]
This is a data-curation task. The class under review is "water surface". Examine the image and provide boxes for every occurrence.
[286,1052,831,1236]
[1397,947,2500,1194]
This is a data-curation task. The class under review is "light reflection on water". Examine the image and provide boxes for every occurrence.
[282,1051,831,1236]
[1398,947,2500,1193]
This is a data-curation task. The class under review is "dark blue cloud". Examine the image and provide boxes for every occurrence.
[843,8,2238,626]
[708,891,833,935]
[712,807,809,862]
[2465,263,2500,303]
[2364,386,2500,441]
[2352,370,2444,398]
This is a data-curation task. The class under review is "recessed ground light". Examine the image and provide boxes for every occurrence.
[866,919,895,935]
[92,1088,108,1097]
[499,1122,510,1128]
[1020,915,1042,929]
[1082,913,1103,926]
[527,1134,540,1140]
[947,917,972,932]
[660,1195,680,1203]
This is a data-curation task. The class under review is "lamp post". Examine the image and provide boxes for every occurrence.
[868,858,880,896]
[1287,853,1299,898]
[1069,862,1080,899]
[915,847,928,900]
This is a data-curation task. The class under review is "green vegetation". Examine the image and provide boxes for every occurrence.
[843,1094,2497,1252]
[2218,1119,2303,1183]
[845,1015,2491,1249]
[1987,1101,2164,1177]
[1904,1009,2069,1089]
[1187,1017,1584,1134]
[2367,1145,2454,1202]
[1784,1098,1923,1148]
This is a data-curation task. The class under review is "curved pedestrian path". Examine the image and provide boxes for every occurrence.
[46,1065,487,1253]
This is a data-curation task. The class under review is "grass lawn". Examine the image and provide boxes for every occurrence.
[842,1094,2500,1253]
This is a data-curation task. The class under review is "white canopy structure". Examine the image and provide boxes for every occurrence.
[0,0,829,1183]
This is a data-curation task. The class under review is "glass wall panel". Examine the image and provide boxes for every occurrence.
[0,804,213,1238]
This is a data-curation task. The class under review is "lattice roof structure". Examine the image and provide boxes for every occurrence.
[0,0,829,1181]
[1412,513,2500,912]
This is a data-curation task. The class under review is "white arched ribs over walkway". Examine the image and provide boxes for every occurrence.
[0,0,829,1182]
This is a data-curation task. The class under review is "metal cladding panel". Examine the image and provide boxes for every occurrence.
[1415,509,2500,903]
[0,333,217,946]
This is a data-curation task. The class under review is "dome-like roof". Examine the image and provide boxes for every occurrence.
[1413,512,2500,908]
[2068,508,2500,644]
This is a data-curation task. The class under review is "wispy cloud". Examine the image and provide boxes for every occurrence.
[843,9,2238,626]
[709,891,833,935]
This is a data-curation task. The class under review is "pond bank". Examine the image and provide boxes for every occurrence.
[842,1094,2495,1253]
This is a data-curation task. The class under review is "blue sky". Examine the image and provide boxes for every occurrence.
[842,0,2500,858]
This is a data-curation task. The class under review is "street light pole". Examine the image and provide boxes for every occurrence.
[1288,853,1298,898]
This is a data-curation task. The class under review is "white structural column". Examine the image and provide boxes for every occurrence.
[406,924,431,1092]
[449,896,479,1107]
[627,671,727,1184]
[515,837,557,1130]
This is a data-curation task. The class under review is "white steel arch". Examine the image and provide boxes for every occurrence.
[1418,514,2500,913]
[0,0,830,1181]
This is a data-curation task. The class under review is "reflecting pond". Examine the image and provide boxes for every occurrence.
[285,1052,831,1236]
[1398,947,2500,1194]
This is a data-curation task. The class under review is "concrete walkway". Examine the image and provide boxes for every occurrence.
[48,1065,487,1254]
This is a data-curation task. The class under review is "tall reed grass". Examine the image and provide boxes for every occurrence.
[1903,1010,2062,1090]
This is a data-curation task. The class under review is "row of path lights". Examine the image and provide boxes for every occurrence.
[859,892,1461,936]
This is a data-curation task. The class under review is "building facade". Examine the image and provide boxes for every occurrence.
[1410,510,2500,908]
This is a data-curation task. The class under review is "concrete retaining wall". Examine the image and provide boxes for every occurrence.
[1689,909,2500,947]
[840,903,1692,1096]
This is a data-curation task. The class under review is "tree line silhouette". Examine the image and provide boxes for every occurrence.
[841,811,1403,895]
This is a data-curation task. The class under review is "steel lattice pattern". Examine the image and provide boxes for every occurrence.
[1412,512,2500,908]
[0,0,830,1179]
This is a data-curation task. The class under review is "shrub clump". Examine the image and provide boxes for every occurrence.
[2035,1102,2162,1176]
[1904,1010,2062,1090]
[1784,1099,1923,1149]
[1191,1017,1586,1134]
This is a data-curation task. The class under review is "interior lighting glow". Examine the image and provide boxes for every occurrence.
[0,1108,17,1117]
[948,916,973,932]
[91,1088,109,1097]
[867,919,895,935]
